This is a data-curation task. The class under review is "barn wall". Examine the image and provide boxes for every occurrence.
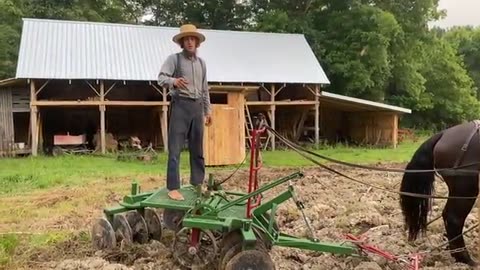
[346,112,397,147]
[275,107,305,140]
[0,90,15,156]
[12,88,29,112]
[320,105,348,143]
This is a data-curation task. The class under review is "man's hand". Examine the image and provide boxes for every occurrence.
[173,77,188,89]
[205,114,212,126]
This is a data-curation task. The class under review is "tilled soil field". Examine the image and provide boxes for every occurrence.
[18,165,480,270]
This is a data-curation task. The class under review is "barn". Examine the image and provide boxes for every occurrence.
[0,18,411,164]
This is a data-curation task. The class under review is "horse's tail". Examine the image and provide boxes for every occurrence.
[400,131,443,241]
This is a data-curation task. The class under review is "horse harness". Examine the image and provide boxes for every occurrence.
[454,120,480,168]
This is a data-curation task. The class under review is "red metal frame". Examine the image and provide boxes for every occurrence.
[190,228,200,248]
[246,118,267,218]
[345,234,422,269]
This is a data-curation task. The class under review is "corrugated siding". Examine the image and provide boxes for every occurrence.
[16,18,330,84]
[0,90,15,156]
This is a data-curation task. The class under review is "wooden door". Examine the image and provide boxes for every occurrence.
[203,92,245,166]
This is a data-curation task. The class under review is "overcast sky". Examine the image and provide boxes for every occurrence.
[430,0,480,28]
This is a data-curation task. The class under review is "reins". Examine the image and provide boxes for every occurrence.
[268,127,480,174]
[265,126,480,200]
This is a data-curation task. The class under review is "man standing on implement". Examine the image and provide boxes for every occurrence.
[157,24,212,201]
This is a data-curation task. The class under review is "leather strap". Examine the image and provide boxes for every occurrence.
[454,120,480,167]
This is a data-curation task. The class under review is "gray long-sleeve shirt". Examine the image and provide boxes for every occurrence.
[157,51,211,115]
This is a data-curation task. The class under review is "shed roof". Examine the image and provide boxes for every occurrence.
[319,91,411,114]
[15,18,330,84]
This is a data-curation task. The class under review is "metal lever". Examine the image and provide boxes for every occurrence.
[289,184,318,242]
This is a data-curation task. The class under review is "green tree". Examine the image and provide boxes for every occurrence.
[312,4,401,100]
[144,0,253,29]
[408,36,480,129]
[0,0,24,79]
[253,1,401,100]
[0,0,139,79]
[443,26,480,99]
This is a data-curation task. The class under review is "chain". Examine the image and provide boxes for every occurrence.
[289,181,318,242]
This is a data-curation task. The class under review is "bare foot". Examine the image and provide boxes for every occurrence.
[168,190,185,201]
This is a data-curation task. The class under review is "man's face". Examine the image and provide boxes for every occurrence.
[182,36,198,53]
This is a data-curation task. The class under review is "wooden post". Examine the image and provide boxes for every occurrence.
[392,113,398,149]
[270,84,276,151]
[100,81,106,154]
[161,87,168,152]
[37,112,43,154]
[315,84,320,146]
[30,80,38,156]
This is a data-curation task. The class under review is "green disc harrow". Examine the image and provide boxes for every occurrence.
[91,115,362,269]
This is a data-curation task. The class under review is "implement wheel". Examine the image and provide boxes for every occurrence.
[144,208,162,241]
[91,217,116,250]
[172,227,218,269]
[113,214,133,247]
[126,210,149,244]
[225,249,275,270]
[163,209,185,231]
[218,231,267,270]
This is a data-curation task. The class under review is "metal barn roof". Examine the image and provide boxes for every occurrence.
[320,91,412,114]
[15,18,330,84]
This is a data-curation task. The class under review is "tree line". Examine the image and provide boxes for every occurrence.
[1,0,480,130]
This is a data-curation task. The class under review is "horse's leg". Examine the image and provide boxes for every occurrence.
[442,174,478,266]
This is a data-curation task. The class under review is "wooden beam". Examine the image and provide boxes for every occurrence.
[35,80,50,96]
[260,84,272,97]
[33,101,102,106]
[209,85,259,92]
[151,83,164,96]
[30,80,38,156]
[31,100,169,106]
[160,107,168,152]
[295,109,309,141]
[104,82,117,96]
[392,114,398,149]
[306,85,317,97]
[315,85,320,146]
[100,81,106,155]
[105,101,168,106]
[86,81,100,96]
[273,84,286,97]
[37,112,42,154]
[246,101,318,106]
[270,84,275,151]
[161,87,168,152]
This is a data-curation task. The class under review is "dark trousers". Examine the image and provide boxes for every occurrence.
[166,96,205,190]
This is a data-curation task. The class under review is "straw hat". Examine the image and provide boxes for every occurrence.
[172,24,206,45]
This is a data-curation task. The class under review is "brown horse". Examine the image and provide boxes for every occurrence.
[400,120,480,266]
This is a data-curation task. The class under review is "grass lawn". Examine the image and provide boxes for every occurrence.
[0,138,424,195]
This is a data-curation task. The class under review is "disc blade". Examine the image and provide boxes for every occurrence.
[144,208,163,241]
[126,210,149,244]
[113,214,133,246]
[91,217,116,250]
